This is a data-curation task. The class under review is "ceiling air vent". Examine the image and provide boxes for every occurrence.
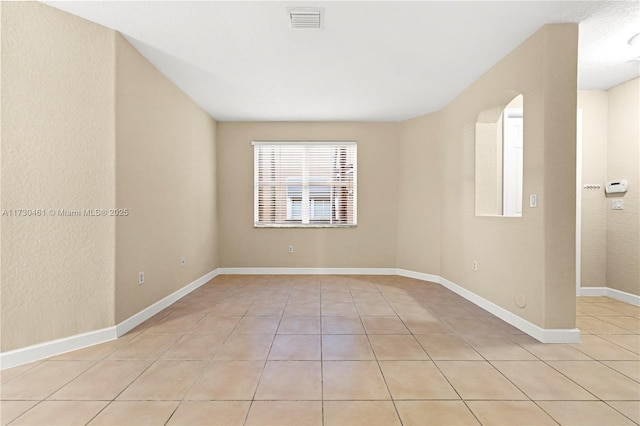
[289,8,323,30]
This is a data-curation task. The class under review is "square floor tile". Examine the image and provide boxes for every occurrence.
[0,362,42,386]
[491,360,596,400]
[607,401,640,424]
[356,303,397,316]
[322,292,354,303]
[321,317,365,334]
[395,401,480,426]
[601,360,640,382]
[189,316,241,334]
[467,401,557,425]
[209,303,252,316]
[361,317,410,334]
[143,315,201,334]
[538,401,637,426]
[160,334,225,360]
[233,317,280,334]
[600,335,640,355]
[509,335,592,360]
[572,335,640,360]
[254,361,321,400]
[323,401,401,426]
[116,360,205,400]
[268,335,321,360]
[322,335,375,360]
[435,361,527,400]
[0,361,95,400]
[246,303,285,317]
[1,401,38,426]
[369,335,429,360]
[245,401,322,426]
[548,360,640,400]
[321,302,359,317]
[415,334,482,360]
[322,361,390,400]
[107,334,180,360]
[49,360,151,400]
[185,361,263,400]
[464,335,537,360]
[10,401,107,426]
[166,401,249,426]
[88,401,178,425]
[214,334,274,360]
[277,317,321,334]
[283,303,321,317]
[351,292,386,303]
[379,361,458,399]
[401,315,451,334]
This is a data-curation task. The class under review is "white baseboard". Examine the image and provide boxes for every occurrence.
[0,326,117,370]
[0,268,220,370]
[217,267,398,276]
[116,268,220,337]
[578,286,640,306]
[435,276,580,343]
[3,266,593,369]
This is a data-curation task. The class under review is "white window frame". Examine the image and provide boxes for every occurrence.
[252,141,357,228]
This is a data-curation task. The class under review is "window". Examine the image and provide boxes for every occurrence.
[253,141,357,227]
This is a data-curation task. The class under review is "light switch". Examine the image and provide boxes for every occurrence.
[612,199,624,210]
[529,194,538,208]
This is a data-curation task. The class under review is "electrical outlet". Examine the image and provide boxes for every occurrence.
[472,261,478,272]
[288,245,294,253]
[612,199,624,210]
[181,257,186,266]
[138,272,144,285]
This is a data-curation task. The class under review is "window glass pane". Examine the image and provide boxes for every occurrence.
[253,142,357,227]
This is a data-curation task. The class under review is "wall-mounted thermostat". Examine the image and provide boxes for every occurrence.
[605,180,628,194]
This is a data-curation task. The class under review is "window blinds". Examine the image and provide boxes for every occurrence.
[253,141,357,227]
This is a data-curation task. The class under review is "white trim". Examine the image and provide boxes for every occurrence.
[435,276,580,343]
[3,267,596,369]
[0,268,220,370]
[116,269,220,336]
[578,286,640,306]
[395,268,441,284]
[0,326,117,370]
[217,267,398,275]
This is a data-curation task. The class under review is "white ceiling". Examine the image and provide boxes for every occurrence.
[43,1,640,122]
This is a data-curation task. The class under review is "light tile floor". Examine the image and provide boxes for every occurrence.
[1,275,639,425]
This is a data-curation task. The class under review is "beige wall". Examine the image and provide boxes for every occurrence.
[1,3,219,350]
[607,78,640,296]
[578,91,608,288]
[436,25,578,329]
[1,3,116,351]
[115,35,219,322]
[396,113,441,274]
[217,122,398,268]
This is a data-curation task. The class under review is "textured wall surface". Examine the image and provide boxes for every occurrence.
[396,113,441,274]
[217,122,398,268]
[115,35,219,323]
[1,2,116,351]
[578,91,608,289]
[408,25,578,329]
[607,77,640,296]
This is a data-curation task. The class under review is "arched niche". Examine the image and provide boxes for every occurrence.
[475,93,524,217]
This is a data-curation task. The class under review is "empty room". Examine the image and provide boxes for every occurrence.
[1,1,639,425]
